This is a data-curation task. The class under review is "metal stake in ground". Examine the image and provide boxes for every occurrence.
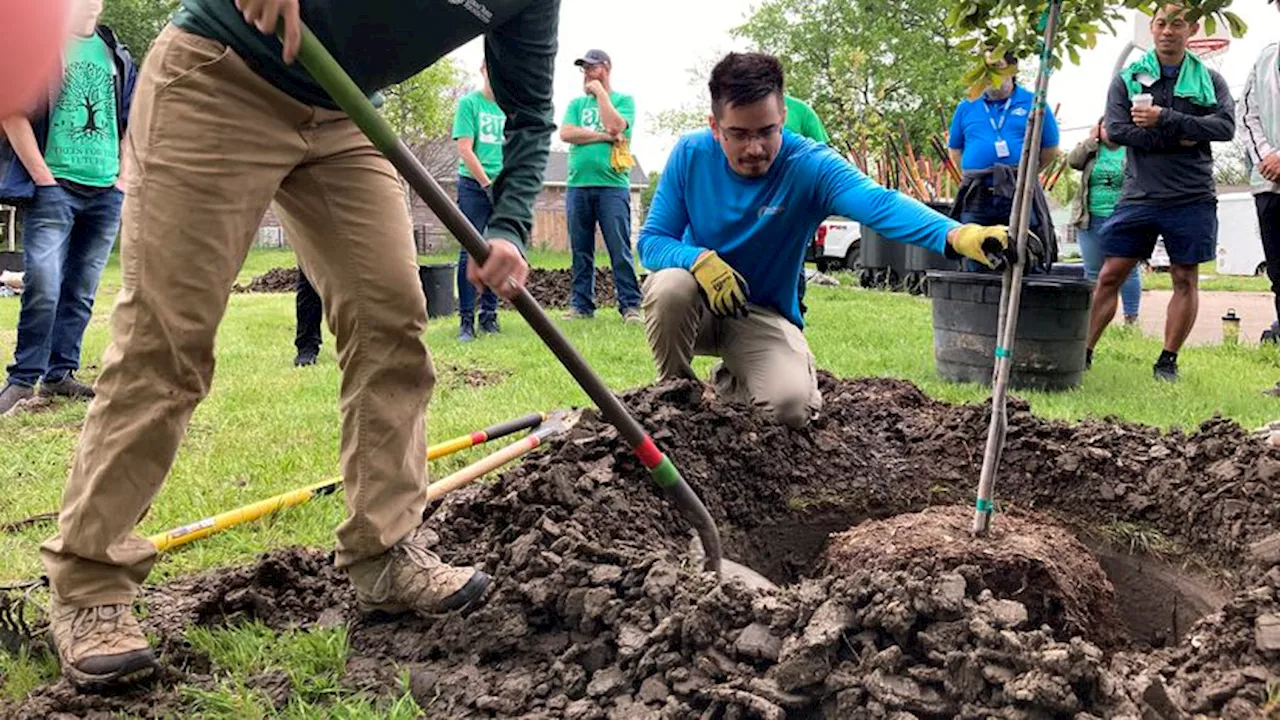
[290,26,724,572]
[973,0,1063,536]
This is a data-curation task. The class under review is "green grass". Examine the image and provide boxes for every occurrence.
[179,623,422,719]
[1140,261,1272,293]
[2,248,1279,706]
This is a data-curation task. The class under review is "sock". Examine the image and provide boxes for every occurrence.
[1158,350,1178,366]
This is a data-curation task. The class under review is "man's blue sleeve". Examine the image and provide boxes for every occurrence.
[948,104,965,150]
[815,150,957,254]
[638,141,703,271]
[1041,106,1060,148]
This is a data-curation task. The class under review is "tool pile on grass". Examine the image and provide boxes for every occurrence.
[9,374,1280,718]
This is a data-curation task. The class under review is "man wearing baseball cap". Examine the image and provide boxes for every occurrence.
[560,49,644,323]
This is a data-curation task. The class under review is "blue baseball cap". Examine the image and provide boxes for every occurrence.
[574,49,612,68]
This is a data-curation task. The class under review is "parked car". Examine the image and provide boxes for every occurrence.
[806,217,861,272]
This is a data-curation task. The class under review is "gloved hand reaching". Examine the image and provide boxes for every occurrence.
[946,224,1013,269]
[691,251,749,317]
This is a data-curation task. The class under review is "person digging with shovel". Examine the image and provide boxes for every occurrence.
[639,52,1017,429]
[35,0,559,692]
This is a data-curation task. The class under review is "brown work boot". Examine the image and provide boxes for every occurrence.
[347,526,491,616]
[48,593,158,691]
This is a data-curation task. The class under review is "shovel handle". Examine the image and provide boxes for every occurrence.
[293,25,723,573]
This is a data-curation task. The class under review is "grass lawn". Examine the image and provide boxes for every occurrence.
[2,248,1279,711]
[1140,260,1272,293]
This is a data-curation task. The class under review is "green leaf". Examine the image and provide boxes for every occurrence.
[1223,11,1248,38]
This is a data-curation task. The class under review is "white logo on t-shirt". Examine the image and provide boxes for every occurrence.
[1012,107,1028,116]
[581,107,601,130]
[478,112,505,144]
[758,205,785,217]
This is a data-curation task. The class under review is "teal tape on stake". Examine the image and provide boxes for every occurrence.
[975,498,994,513]
[994,347,1010,359]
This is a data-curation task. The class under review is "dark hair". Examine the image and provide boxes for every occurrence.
[708,52,785,117]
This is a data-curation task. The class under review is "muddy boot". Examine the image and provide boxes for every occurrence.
[48,593,158,691]
[40,374,95,400]
[459,314,476,343]
[347,526,491,616]
[0,383,34,415]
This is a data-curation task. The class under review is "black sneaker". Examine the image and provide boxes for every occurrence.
[459,315,476,343]
[1263,322,1280,344]
[40,374,95,399]
[478,314,500,335]
[0,383,35,415]
[1153,358,1178,383]
[294,348,319,367]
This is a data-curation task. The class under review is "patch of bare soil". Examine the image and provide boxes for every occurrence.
[7,374,1280,719]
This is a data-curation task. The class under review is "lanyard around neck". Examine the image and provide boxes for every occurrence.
[983,96,1013,134]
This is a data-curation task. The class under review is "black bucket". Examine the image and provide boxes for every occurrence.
[927,270,1093,391]
[0,251,22,273]
[858,226,906,289]
[418,263,457,318]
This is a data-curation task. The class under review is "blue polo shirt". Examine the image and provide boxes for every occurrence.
[948,86,1059,172]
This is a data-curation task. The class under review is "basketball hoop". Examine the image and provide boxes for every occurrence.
[1187,36,1230,59]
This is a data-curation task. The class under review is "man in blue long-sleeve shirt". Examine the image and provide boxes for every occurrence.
[638,52,1011,428]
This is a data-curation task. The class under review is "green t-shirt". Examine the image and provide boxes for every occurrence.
[452,90,506,182]
[784,95,829,144]
[563,91,635,188]
[45,34,120,188]
[1088,145,1126,219]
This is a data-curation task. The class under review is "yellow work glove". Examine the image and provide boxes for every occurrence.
[610,137,635,172]
[947,224,1013,269]
[691,251,749,317]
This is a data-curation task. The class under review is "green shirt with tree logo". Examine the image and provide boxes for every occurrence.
[44,34,119,188]
[563,91,635,188]
[452,90,506,182]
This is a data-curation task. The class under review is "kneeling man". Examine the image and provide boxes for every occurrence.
[639,52,1010,428]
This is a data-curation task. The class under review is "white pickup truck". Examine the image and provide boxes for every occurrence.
[806,217,861,272]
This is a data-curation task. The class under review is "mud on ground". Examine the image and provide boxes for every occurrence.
[7,374,1280,718]
[232,266,624,312]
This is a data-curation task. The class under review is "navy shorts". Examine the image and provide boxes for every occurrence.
[1099,200,1218,266]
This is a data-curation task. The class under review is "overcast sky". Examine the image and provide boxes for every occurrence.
[447,0,1280,176]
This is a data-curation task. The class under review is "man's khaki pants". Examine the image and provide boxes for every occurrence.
[41,26,434,607]
[641,269,821,429]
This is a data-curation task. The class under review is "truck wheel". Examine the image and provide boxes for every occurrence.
[844,239,861,271]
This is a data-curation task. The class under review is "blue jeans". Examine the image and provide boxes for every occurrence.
[455,177,499,322]
[1077,214,1141,318]
[7,184,122,387]
[567,186,642,315]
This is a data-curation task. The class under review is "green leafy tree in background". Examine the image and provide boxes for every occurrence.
[734,0,968,160]
[380,60,466,216]
[949,0,1247,98]
[101,0,179,59]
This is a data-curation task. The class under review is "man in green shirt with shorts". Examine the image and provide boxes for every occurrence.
[37,0,560,692]
[560,49,644,322]
[453,60,507,341]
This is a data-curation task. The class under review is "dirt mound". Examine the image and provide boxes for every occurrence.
[8,374,1280,718]
[518,267,619,310]
[822,506,1125,647]
[233,266,299,293]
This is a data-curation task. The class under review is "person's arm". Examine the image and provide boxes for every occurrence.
[480,0,559,250]
[1104,75,1165,151]
[1157,72,1236,143]
[1037,107,1060,169]
[595,87,628,136]
[456,137,492,187]
[116,134,131,190]
[1240,56,1277,166]
[816,150,957,254]
[947,104,965,170]
[1066,137,1099,171]
[0,115,54,186]
[560,125,614,144]
[637,140,702,271]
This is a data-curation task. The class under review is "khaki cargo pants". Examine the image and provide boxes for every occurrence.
[642,269,821,429]
[41,26,434,607]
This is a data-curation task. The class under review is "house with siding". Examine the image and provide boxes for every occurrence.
[255,145,648,254]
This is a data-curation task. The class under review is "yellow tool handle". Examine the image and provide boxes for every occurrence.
[148,479,338,552]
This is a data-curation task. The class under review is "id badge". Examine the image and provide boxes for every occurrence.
[994,139,1010,158]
